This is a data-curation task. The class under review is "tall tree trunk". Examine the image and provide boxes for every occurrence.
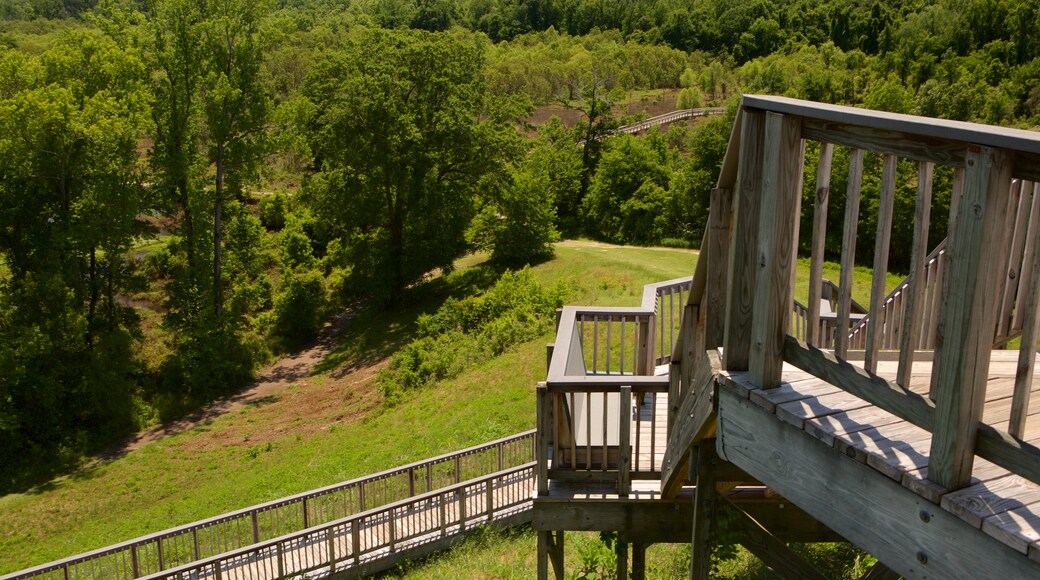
[214,143,224,320]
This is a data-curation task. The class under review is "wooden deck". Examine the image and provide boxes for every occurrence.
[720,350,1040,564]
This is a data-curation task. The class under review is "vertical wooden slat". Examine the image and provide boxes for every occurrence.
[997,180,1029,339]
[749,112,803,389]
[650,391,657,472]
[898,161,934,386]
[706,188,732,349]
[1011,201,1040,437]
[592,316,598,373]
[1013,183,1040,332]
[723,109,766,371]
[864,154,898,374]
[929,146,1014,491]
[585,391,592,471]
[619,386,632,497]
[536,383,548,496]
[606,318,612,374]
[835,149,864,358]
[807,143,835,347]
[620,316,626,374]
[568,392,576,469]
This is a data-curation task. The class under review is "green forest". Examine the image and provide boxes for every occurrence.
[0,0,1038,495]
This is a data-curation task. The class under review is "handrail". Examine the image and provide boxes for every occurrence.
[138,464,536,580]
[3,431,535,580]
[704,93,1040,493]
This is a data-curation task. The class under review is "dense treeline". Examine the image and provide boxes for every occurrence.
[0,0,1038,492]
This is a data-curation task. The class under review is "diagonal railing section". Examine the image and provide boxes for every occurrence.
[137,464,535,580]
[3,431,534,580]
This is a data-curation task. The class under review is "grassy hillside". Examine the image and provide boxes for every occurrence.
[0,240,900,575]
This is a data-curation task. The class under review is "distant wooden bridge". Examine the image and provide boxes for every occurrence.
[616,107,725,135]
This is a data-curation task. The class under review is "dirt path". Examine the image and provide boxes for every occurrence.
[109,311,356,457]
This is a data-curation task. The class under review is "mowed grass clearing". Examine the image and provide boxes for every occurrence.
[0,240,902,574]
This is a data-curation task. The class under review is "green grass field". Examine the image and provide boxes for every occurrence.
[0,240,901,575]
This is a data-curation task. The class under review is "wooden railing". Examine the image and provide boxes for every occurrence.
[138,464,534,579]
[536,278,691,495]
[3,432,535,580]
[702,94,1040,492]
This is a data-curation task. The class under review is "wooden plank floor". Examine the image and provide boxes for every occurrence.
[722,350,1040,565]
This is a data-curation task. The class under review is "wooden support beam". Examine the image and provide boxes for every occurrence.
[616,540,629,580]
[717,496,828,580]
[929,146,1014,490]
[632,543,647,580]
[716,385,1039,580]
[749,112,804,388]
[546,530,564,580]
[691,443,717,580]
[723,108,766,372]
[859,561,901,580]
[537,382,549,496]
[538,531,549,580]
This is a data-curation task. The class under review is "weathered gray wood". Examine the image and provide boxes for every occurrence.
[537,531,549,580]
[706,188,732,350]
[631,542,646,580]
[723,109,765,372]
[807,143,835,347]
[1012,253,1040,437]
[930,146,1014,491]
[1013,183,1040,333]
[691,443,717,580]
[537,383,549,495]
[897,161,934,387]
[865,154,897,374]
[749,112,803,388]
[997,180,1029,340]
[717,497,829,580]
[836,148,864,358]
[616,540,629,580]
[661,350,722,498]
[716,385,1040,580]
[547,530,564,580]
[619,386,632,496]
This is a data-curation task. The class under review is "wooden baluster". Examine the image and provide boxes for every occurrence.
[606,318,612,374]
[996,180,1029,341]
[620,316,626,374]
[1011,189,1040,437]
[706,188,732,350]
[619,386,632,496]
[592,315,599,374]
[898,161,934,386]
[536,383,548,496]
[864,154,898,374]
[585,390,592,471]
[723,109,765,371]
[1012,182,1040,334]
[749,111,803,389]
[835,149,864,358]
[808,145,833,347]
[929,146,1013,491]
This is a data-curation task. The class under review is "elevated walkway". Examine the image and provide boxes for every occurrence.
[536,96,1040,579]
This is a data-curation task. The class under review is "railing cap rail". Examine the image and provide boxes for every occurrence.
[741,94,1040,154]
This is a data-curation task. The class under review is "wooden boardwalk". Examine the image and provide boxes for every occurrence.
[720,350,1040,564]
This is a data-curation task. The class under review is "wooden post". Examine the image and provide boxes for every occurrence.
[619,386,632,496]
[1012,203,1040,436]
[749,111,804,389]
[616,540,629,580]
[547,531,565,580]
[690,443,716,580]
[835,149,864,358]
[536,382,549,496]
[897,161,934,387]
[637,317,652,375]
[250,511,260,543]
[352,520,361,566]
[807,143,834,347]
[538,531,550,580]
[632,543,647,580]
[928,146,1014,490]
[723,109,765,372]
